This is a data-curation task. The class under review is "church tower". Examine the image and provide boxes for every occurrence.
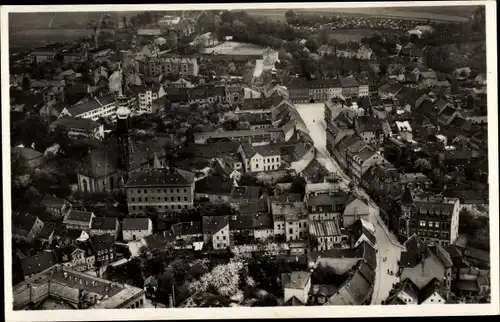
[116,71,134,175]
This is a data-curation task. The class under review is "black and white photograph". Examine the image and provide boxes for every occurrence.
[1,2,498,320]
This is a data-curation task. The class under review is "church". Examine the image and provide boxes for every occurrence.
[76,79,168,193]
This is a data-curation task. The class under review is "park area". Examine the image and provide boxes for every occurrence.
[200,41,266,56]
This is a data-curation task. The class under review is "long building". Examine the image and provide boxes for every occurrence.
[13,265,145,310]
[125,160,196,216]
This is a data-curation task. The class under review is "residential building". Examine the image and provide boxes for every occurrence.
[398,234,453,295]
[282,271,312,305]
[50,117,105,140]
[59,94,117,122]
[349,219,377,249]
[139,56,199,77]
[12,147,45,169]
[40,195,71,218]
[343,196,370,228]
[419,279,447,304]
[187,85,226,106]
[90,217,120,239]
[238,143,282,173]
[308,79,341,102]
[340,76,359,97]
[194,129,273,146]
[355,116,383,146]
[327,268,373,305]
[12,213,44,242]
[53,243,95,272]
[399,188,460,247]
[202,215,230,250]
[128,84,166,114]
[395,121,413,141]
[287,78,310,103]
[384,278,420,304]
[306,192,349,223]
[270,199,306,240]
[309,220,343,251]
[122,218,153,241]
[20,251,58,279]
[90,234,116,265]
[31,48,57,63]
[310,241,377,275]
[230,185,261,210]
[13,265,146,309]
[63,210,95,231]
[125,165,195,215]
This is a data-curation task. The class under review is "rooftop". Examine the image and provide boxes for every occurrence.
[126,167,195,187]
[309,220,342,237]
[282,271,311,290]
[122,218,151,231]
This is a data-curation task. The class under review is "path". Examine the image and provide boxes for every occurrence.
[297,103,402,305]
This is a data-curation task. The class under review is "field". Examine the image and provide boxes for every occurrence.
[200,41,266,56]
[246,6,477,22]
[8,12,142,51]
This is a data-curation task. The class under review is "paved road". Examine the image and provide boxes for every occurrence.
[297,103,402,305]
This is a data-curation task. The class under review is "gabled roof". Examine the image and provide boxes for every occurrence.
[126,167,195,187]
[282,271,311,289]
[69,94,116,116]
[171,221,202,237]
[284,296,305,306]
[90,234,115,252]
[64,210,93,224]
[21,251,57,276]
[91,217,117,230]
[51,117,102,131]
[13,213,39,234]
[40,195,67,208]
[306,192,350,207]
[349,219,376,246]
[356,116,382,133]
[418,278,442,303]
[122,218,151,231]
[202,215,229,234]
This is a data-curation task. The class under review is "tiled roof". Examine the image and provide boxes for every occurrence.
[418,278,442,303]
[12,147,43,161]
[195,174,234,195]
[230,214,254,230]
[202,215,228,234]
[13,213,39,233]
[349,219,376,246]
[358,261,375,286]
[253,212,273,230]
[21,251,57,276]
[40,195,67,208]
[282,271,311,289]
[91,217,117,230]
[69,94,116,116]
[307,192,350,207]
[38,223,56,240]
[122,218,151,231]
[90,234,115,252]
[340,76,358,88]
[343,269,372,304]
[356,115,382,133]
[171,221,202,237]
[51,116,102,131]
[230,186,261,201]
[126,167,195,187]
[65,210,93,224]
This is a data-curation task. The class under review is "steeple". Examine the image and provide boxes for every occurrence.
[401,185,414,205]
[153,152,162,169]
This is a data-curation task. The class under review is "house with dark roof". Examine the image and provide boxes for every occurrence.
[343,195,370,228]
[355,115,383,146]
[141,232,176,250]
[194,174,234,204]
[122,218,153,242]
[171,221,203,243]
[398,235,453,293]
[349,219,377,249]
[12,147,45,169]
[378,83,403,99]
[282,271,311,305]
[418,278,447,304]
[12,213,45,242]
[38,222,56,244]
[63,210,95,231]
[53,242,96,272]
[202,215,229,251]
[90,234,116,265]
[308,220,344,251]
[385,278,420,305]
[327,268,373,305]
[40,195,71,218]
[125,166,196,216]
[90,217,120,239]
[59,94,117,122]
[310,241,376,275]
[230,185,261,209]
[306,191,349,221]
[21,251,58,279]
[50,117,105,140]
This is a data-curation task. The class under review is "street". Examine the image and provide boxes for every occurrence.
[297,103,403,305]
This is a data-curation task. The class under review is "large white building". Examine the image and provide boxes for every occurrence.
[59,95,117,122]
[238,143,283,173]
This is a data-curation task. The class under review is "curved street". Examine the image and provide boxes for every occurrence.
[296,103,403,304]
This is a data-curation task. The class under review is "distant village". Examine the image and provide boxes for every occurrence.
[9,8,489,310]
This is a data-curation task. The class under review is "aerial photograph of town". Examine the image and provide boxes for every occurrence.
[4,3,492,314]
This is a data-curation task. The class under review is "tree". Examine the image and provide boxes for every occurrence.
[21,76,31,90]
[19,115,51,152]
[305,36,320,53]
[122,16,127,28]
[415,158,432,171]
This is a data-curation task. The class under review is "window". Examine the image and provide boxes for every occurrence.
[184,196,188,201]
[131,198,135,202]
[223,236,226,240]
[419,220,426,227]
[144,190,147,193]
[289,228,293,234]
[132,206,136,210]
[178,205,181,209]
[177,189,180,193]
[138,197,142,202]
[184,188,187,193]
